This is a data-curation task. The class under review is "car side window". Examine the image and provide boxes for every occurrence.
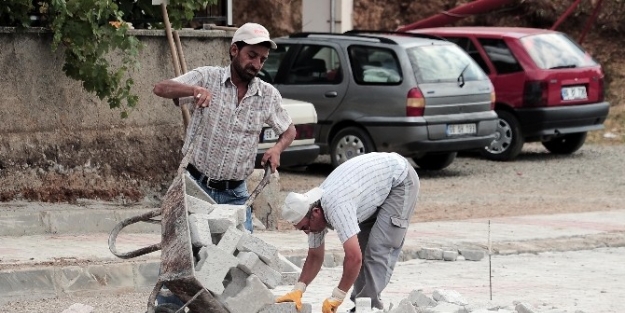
[261,44,291,84]
[285,45,342,85]
[478,38,523,74]
[348,45,402,85]
[446,37,491,74]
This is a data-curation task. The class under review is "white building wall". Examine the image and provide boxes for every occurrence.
[302,0,353,33]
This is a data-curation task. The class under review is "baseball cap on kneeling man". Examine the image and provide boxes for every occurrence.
[281,187,324,225]
[232,22,277,49]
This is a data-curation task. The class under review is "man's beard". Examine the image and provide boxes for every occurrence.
[233,57,258,82]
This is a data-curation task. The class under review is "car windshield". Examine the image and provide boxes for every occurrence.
[520,33,597,69]
[406,44,487,83]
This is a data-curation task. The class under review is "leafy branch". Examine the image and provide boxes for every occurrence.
[1,0,216,118]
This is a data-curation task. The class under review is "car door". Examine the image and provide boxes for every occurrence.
[272,43,348,131]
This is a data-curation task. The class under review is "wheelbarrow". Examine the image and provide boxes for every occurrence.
[108,165,272,313]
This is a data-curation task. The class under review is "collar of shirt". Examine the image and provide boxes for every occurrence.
[220,65,263,98]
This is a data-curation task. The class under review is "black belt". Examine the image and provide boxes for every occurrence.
[186,164,244,191]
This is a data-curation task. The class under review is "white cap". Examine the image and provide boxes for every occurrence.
[232,22,277,49]
[281,187,324,224]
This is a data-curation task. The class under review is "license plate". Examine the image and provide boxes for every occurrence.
[561,86,587,101]
[447,123,476,136]
[262,128,279,142]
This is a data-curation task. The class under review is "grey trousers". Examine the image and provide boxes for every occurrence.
[350,164,420,309]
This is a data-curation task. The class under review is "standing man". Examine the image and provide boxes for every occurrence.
[277,152,420,312]
[153,22,296,232]
[152,23,296,312]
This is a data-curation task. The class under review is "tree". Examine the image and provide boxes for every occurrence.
[0,0,215,117]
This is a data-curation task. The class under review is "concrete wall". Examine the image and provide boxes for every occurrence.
[0,28,232,203]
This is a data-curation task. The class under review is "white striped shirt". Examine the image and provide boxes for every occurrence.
[173,66,292,180]
[308,152,410,248]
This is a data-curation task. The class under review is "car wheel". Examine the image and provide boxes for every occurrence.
[330,127,375,168]
[413,152,457,171]
[542,132,587,154]
[481,110,524,161]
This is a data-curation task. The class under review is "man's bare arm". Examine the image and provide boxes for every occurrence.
[298,244,325,286]
[337,236,362,292]
[153,80,211,107]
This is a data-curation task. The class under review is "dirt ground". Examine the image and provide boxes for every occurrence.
[276,143,625,224]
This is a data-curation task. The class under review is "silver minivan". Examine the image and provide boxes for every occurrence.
[259,31,498,170]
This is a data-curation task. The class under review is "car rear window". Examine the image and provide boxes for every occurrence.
[520,33,598,69]
[406,44,487,83]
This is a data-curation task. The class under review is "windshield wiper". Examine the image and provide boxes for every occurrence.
[549,64,577,69]
[457,63,470,88]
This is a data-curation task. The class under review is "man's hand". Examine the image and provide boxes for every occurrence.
[192,86,211,108]
[261,147,281,173]
[275,282,306,311]
[321,287,346,313]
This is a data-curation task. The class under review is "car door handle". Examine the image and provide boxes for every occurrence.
[324,91,338,98]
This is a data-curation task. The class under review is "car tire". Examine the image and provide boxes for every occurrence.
[413,152,457,170]
[330,127,375,168]
[481,110,524,161]
[541,132,587,155]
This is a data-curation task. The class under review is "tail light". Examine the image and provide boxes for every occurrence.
[294,123,316,140]
[523,80,548,107]
[490,91,496,110]
[598,77,605,102]
[406,87,425,116]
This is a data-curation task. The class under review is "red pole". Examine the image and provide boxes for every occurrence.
[397,0,514,32]
[551,0,583,30]
[578,0,604,44]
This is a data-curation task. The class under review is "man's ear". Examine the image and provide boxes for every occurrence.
[229,44,238,58]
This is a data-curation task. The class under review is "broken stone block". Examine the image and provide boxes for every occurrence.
[420,302,467,313]
[238,232,280,267]
[417,248,444,260]
[407,290,437,308]
[515,302,538,313]
[443,250,458,261]
[188,213,212,247]
[459,249,485,261]
[388,299,417,313]
[186,195,215,215]
[217,226,246,254]
[221,267,249,299]
[61,303,94,313]
[207,204,246,234]
[258,302,312,313]
[278,254,301,285]
[432,289,468,306]
[195,244,238,295]
[223,274,274,313]
[237,251,282,289]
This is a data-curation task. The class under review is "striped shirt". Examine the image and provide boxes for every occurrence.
[308,152,410,248]
[173,66,292,180]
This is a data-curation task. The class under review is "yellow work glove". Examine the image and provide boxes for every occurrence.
[276,282,306,311]
[322,287,347,313]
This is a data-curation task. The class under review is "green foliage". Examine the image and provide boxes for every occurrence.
[45,0,142,116]
[0,0,33,27]
[0,0,216,118]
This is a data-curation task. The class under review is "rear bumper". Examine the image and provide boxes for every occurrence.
[256,144,320,168]
[358,111,498,158]
[516,101,610,139]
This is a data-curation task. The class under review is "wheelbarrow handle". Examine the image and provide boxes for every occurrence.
[244,163,272,207]
[108,208,163,259]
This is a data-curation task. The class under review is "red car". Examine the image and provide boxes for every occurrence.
[411,27,610,160]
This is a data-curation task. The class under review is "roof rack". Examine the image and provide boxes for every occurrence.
[344,29,448,42]
[288,32,398,44]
